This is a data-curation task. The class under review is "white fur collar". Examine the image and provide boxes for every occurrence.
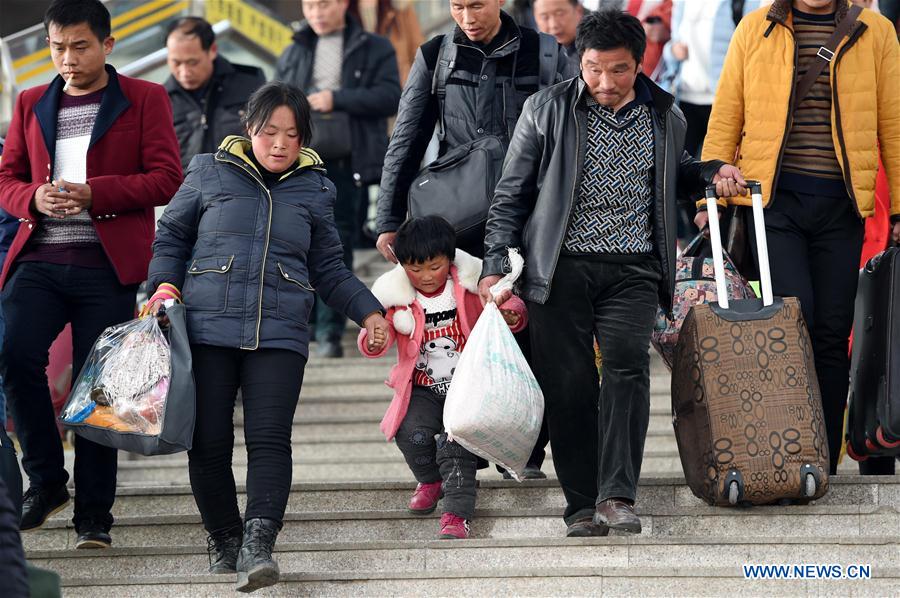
[371,249,482,309]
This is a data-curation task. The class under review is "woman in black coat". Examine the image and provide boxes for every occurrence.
[147,82,388,593]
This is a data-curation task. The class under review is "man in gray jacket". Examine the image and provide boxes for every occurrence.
[480,10,744,537]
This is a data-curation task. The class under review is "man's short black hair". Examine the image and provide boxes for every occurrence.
[393,216,457,265]
[166,17,216,51]
[575,9,645,64]
[243,81,313,146]
[44,0,111,42]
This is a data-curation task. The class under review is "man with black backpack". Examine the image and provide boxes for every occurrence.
[375,0,574,261]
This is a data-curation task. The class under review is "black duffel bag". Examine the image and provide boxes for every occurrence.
[408,135,506,255]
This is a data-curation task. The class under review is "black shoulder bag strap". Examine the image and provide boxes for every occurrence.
[431,34,458,142]
[792,4,862,106]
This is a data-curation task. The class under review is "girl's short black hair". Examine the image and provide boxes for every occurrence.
[44,0,111,42]
[393,216,457,265]
[575,9,646,64]
[242,81,313,146]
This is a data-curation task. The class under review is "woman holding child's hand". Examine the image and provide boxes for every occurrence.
[144,82,386,593]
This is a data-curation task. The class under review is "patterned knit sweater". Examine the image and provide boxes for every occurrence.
[563,84,655,256]
[20,89,107,267]
[778,8,845,197]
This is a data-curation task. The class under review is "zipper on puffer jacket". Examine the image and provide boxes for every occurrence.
[831,25,866,219]
[213,155,275,350]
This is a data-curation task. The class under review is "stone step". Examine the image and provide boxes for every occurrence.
[27,536,900,588]
[225,410,677,436]
[51,569,900,598]
[43,476,900,521]
[225,396,676,424]
[23,501,900,552]
[109,453,688,484]
[294,376,673,398]
[126,432,683,462]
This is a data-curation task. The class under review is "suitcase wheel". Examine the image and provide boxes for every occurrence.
[803,473,816,498]
[876,426,900,449]
[728,480,740,505]
[846,439,868,462]
[724,469,745,506]
[800,463,823,499]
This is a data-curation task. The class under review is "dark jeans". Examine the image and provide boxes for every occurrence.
[0,262,135,529]
[759,189,864,474]
[315,158,365,342]
[527,256,661,524]
[394,386,478,520]
[859,457,896,475]
[189,345,306,533]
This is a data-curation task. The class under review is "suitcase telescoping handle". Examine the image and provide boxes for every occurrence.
[704,180,774,309]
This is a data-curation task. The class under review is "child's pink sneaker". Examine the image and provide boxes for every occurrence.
[438,513,470,539]
[408,481,442,514]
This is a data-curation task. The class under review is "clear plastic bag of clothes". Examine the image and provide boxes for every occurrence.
[61,304,195,455]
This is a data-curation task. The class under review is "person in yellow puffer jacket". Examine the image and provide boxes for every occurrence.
[699,0,899,476]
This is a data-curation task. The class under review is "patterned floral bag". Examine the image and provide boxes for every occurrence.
[651,233,755,369]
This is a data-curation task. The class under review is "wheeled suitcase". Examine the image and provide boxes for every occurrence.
[845,247,900,460]
[671,182,830,506]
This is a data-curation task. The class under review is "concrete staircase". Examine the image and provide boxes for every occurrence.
[19,251,900,596]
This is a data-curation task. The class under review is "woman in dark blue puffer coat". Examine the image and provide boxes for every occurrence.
[146,81,388,593]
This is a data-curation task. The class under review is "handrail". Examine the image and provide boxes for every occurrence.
[119,19,231,78]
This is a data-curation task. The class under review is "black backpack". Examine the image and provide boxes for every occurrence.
[408,32,559,255]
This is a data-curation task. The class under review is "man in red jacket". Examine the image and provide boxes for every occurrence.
[0,0,181,548]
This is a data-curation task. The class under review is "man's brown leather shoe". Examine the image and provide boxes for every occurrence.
[593,498,642,534]
[566,516,609,537]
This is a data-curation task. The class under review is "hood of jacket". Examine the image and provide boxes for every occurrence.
[216,135,325,181]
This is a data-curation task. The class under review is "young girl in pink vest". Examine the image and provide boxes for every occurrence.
[359,216,527,539]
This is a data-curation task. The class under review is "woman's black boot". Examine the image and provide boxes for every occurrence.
[206,524,243,574]
[235,517,280,592]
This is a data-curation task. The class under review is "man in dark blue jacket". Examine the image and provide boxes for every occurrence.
[275,0,400,357]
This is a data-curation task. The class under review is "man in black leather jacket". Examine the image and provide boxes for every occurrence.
[374,3,572,261]
[480,10,745,537]
[165,17,265,171]
[276,0,400,358]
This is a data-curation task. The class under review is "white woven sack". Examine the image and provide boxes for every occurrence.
[443,249,544,481]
